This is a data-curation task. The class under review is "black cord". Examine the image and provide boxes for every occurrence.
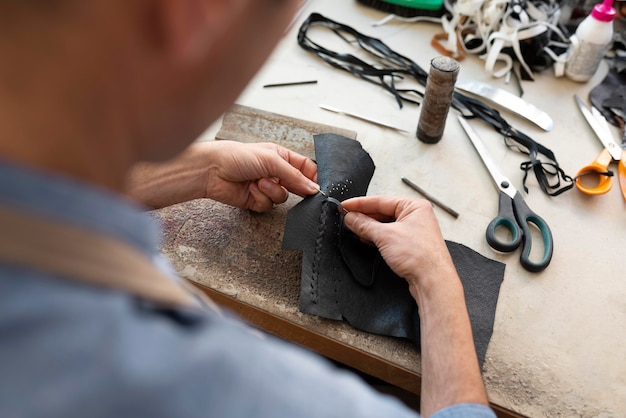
[298,13,427,108]
[298,13,574,197]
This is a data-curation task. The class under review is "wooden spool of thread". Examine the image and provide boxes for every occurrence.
[417,57,460,144]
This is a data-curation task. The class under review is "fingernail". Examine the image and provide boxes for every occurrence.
[259,180,270,192]
[343,212,357,229]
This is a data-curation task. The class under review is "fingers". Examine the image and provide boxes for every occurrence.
[273,160,319,197]
[258,177,289,204]
[342,196,408,219]
[247,182,274,213]
[207,141,320,210]
[342,196,443,253]
[267,145,319,197]
[274,145,318,183]
[343,211,384,246]
[342,196,452,287]
[342,197,403,245]
[247,178,290,213]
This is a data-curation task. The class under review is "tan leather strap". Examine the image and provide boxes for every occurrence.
[431,31,467,61]
[0,205,196,307]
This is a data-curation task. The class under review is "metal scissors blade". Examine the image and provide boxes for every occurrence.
[458,116,553,272]
[457,116,517,199]
[575,95,622,161]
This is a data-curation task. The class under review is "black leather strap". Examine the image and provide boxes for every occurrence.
[298,13,574,197]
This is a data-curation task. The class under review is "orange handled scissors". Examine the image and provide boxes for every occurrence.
[574,95,626,200]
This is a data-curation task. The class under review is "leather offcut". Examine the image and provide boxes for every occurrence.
[590,68,626,125]
[283,133,505,366]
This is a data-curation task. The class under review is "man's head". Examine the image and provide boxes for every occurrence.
[0,0,299,187]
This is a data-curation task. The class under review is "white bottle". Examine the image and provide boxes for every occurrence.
[564,0,616,82]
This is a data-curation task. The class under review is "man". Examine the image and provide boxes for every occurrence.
[0,1,494,417]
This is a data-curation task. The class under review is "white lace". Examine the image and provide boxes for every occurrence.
[371,0,571,79]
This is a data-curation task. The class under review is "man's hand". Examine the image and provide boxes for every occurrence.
[342,196,454,298]
[203,141,319,212]
[342,196,491,417]
[126,141,319,211]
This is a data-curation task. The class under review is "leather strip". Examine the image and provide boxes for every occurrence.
[298,12,574,196]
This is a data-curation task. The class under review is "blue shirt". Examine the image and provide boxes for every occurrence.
[0,161,496,418]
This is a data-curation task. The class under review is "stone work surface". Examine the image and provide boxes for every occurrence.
[152,196,421,373]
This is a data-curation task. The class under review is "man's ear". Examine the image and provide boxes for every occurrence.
[156,0,230,62]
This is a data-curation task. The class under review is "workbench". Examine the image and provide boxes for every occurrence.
[154,1,626,416]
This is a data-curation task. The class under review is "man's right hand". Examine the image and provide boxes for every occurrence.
[341,196,456,300]
[342,195,492,417]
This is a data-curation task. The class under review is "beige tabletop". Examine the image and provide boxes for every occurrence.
[160,1,626,416]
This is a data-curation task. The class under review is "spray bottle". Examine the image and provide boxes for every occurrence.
[564,0,616,82]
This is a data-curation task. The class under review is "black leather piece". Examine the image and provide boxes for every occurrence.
[445,241,505,365]
[338,230,377,288]
[283,133,505,366]
[590,68,626,124]
[283,133,376,320]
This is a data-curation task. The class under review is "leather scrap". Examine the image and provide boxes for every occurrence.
[283,133,505,366]
[590,68,626,126]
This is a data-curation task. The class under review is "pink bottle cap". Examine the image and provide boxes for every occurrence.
[591,0,616,22]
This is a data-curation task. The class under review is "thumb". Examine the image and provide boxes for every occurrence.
[343,211,381,245]
[270,158,318,197]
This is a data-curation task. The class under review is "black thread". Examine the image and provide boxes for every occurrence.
[573,169,614,181]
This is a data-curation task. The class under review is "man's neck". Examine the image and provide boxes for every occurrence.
[0,9,143,194]
[0,94,136,194]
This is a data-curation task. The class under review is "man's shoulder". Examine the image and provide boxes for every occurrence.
[0,267,222,417]
[0,267,422,418]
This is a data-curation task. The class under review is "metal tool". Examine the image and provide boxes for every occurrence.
[263,80,317,88]
[574,95,626,200]
[401,177,459,218]
[319,104,409,134]
[325,197,348,215]
[458,116,553,272]
[456,79,554,131]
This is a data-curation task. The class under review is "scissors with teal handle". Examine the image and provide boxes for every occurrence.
[458,116,553,272]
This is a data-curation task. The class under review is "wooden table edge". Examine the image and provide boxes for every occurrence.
[190,282,526,418]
